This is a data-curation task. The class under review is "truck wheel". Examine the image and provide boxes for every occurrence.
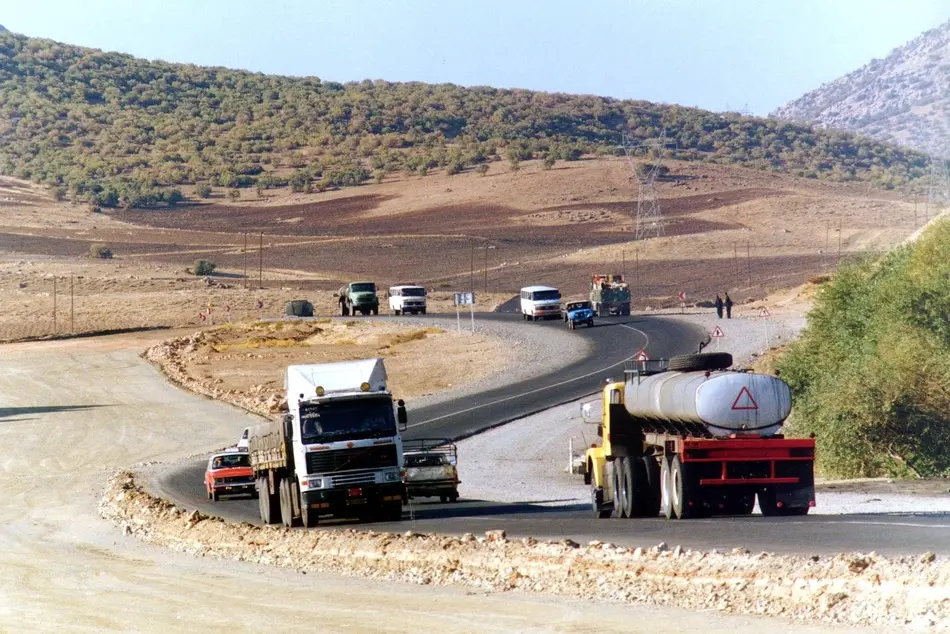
[259,476,279,525]
[670,455,699,519]
[621,456,649,518]
[449,490,459,503]
[211,489,220,502]
[587,319,594,327]
[660,455,674,519]
[591,479,611,519]
[393,308,400,316]
[384,503,403,522]
[440,495,448,503]
[300,496,318,528]
[278,477,296,528]
[372,306,379,315]
[421,308,426,315]
[641,455,661,518]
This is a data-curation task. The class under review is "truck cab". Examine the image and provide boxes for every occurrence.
[248,359,408,528]
[340,281,379,316]
[388,284,427,315]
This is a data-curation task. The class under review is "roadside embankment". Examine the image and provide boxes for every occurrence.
[102,472,950,631]
[141,317,588,418]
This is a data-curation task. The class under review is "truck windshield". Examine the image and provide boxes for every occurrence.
[400,287,425,297]
[299,398,396,442]
[351,283,376,293]
[532,290,560,301]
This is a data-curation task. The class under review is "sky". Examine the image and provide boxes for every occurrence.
[4,0,950,115]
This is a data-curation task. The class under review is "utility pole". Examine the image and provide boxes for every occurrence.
[484,245,489,294]
[243,232,248,289]
[837,221,842,264]
[470,242,475,295]
[733,243,739,280]
[70,274,74,333]
[52,276,57,335]
[258,232,263,289]
[622,250,626,277]
[746,242,752,289]
[635,248,640,302]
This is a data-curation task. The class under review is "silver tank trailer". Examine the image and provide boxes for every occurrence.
[623,370,792,437]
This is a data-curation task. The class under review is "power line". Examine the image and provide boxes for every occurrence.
[621,130,676,241]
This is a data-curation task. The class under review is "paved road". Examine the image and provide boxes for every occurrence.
[155,313,950,557]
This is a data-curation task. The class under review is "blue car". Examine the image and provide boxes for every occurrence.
[563,300,595,329]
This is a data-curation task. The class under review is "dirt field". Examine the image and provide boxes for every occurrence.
[0,157,926,340]
[143,319,511,417]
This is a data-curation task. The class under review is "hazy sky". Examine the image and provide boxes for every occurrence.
[5,1,950,114]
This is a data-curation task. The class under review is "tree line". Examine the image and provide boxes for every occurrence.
[0,31,935,208]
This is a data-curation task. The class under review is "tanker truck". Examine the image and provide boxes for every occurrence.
[584,352,815,519]
[248,358,407,527]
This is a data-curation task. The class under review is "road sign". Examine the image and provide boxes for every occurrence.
[731,386,759,411]
[256,300,264,309]
[678,291,686,301]
[712,326,725,338]
[454,292,475,306]
[759,307,772,318]
[635,350,649,362]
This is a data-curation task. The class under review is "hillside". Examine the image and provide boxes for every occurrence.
[0,30,933,209]
[779,216,950,478]
[773,21,950,156]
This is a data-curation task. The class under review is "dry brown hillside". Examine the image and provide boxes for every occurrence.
[0,157,923,340]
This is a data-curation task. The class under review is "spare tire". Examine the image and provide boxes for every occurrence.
[285,300,314,317]
[668,352,733,372]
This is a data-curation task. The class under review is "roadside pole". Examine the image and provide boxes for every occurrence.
[470,298,475,333]
[70,274,74,333]
[712,325,725,352]
[759,307,772,349]
[52,276,57,335]
[259,232,263,289]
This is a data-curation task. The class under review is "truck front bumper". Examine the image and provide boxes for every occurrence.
[406,479,458,498]
[302,482,404,512]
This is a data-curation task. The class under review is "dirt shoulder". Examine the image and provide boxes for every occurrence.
[102,471,949,631]
[142,318,514,418]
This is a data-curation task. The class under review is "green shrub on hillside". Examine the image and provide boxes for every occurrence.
[779,220,950,478]
[192,259,217,276]
[0,30,935,207]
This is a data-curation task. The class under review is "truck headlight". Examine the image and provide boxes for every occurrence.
[384,471,399,482]
[305,478,323,489]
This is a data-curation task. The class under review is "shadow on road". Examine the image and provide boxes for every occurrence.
[0,404,108,421]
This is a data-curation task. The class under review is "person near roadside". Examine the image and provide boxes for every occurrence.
[724,293,734,319]
[714,294,724,319]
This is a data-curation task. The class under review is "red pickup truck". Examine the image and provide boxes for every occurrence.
[204,451,256,501]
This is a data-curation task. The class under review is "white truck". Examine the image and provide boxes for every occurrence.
[248,358,408,527]
[388,284,427,315]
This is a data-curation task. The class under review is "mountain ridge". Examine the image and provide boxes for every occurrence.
[0,29,933,208]
[772,21,950,156]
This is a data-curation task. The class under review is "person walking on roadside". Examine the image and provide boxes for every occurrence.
[714,294,724,319]
[724,293,734,319]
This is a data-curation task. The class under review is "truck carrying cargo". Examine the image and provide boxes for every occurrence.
[402,438,460,503]
[589,274,630,317]
[582,352,815,520]
[248,358,407,527]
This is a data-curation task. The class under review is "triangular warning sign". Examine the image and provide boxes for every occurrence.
[759,307,772,318]
[636,350,649,361]
[712,326,725,338]
[731,386,759,410]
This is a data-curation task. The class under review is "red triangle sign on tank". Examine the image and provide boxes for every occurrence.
[731,386,759,410]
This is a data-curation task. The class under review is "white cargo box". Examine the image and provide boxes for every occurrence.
[285,358,388,403]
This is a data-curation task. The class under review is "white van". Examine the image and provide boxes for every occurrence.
[388,284,427,315]
[520,286,561,321]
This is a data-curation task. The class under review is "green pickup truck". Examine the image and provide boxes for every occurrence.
[339,281,380,316]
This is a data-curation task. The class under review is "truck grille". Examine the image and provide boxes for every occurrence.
[306,445,398,474]
[331,472,379,486]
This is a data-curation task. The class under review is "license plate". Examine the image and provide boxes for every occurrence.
[348,487,363,497]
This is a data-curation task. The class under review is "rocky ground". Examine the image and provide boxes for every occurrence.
[101,472,950,631]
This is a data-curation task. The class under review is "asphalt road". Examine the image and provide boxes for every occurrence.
[155,313,950,556]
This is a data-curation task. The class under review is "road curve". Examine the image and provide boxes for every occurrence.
[155,313,950,556]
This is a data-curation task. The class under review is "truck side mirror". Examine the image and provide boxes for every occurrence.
[396,399,408,432]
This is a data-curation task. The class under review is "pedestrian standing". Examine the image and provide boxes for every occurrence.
[714,294,724,319]
[724,293,733,319]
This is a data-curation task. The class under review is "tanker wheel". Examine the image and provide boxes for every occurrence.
[618,457,647,518]
[611,461,625,518]
[591,480,611,519]
[670,455,700,519]
[641,455,661,518]
[660,455,674,519]
[667,352,733,372]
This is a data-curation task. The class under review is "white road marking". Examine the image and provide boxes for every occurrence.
[408,323,650,428]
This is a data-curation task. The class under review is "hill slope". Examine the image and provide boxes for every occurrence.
[0,30,932,208]
[773,21,950,155]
